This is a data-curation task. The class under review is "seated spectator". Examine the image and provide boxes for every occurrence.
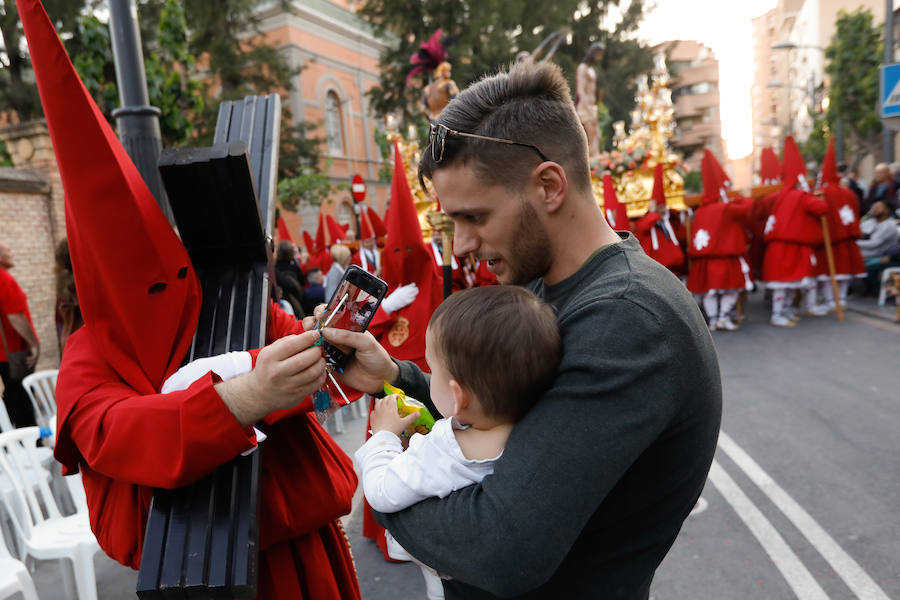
[858,201,899,263]
[863,242,900,296]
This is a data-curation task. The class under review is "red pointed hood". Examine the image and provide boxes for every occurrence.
[302,230,316,255]
[276,217,293,242]
[602,174,629,229]
[313,212,333,272]
[315,212,328,251]
[760,147,780,183]
[651,163,666,206]
[359,207,375,239]
[18,0,200,394]
[820,138,838,186]
[375,140,442,368]
[781,136,808,190]
[365,205,388,238]
[326,215,346,244]
[382,141,434,289]
[701,150,730,205]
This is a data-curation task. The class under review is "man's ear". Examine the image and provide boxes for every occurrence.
[448,379,470,416]
[533,162,568,214]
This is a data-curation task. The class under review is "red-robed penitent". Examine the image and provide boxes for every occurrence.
[361,141,443,560]
[602,173,631,232]
[635,164,685,272]
[814,139,865,280]
[762,136,829,286]
[686,150,753,294]
[17,1,361,596]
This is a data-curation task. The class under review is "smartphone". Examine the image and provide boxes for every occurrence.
[320,265,388,369]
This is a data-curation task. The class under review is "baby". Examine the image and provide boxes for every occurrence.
[354,285,562,599]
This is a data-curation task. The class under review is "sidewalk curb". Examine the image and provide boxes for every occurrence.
[845,303,900,325]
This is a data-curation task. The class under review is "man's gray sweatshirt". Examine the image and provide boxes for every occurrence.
[376,233,722,599]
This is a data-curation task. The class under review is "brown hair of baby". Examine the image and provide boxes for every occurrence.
[428,286,561,422]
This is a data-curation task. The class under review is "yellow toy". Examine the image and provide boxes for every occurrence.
[384,381,436,435]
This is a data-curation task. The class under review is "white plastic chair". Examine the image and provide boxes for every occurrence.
[877,266,900,305]
[0,526,38,600]
[21,369,58,429]
[0,427,100,600]
[0,400,55,557]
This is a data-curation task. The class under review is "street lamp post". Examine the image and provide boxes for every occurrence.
[771,41,843,161]
[107,0,171,222]
[883,0,895,163]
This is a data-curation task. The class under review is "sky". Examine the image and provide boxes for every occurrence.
[634,0,779,159]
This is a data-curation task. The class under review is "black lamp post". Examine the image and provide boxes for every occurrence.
[107,0,172,222]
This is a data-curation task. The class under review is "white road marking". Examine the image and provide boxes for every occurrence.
[708,460,829,599]
[688,496,708,517]
[718,432,890,600]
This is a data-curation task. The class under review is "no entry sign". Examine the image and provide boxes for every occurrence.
[351,174,367,202]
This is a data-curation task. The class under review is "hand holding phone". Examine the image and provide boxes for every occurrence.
[319,265,388,369]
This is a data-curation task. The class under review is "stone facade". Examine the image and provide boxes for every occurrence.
[256,0,391,238]
[0,121,67,370]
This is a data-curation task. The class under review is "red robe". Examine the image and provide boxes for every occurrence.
[762,189,829,284]
[54,304,361,600]
[635,212,686,273]
[747,192,778,281]
[687,198,753,294]
[814,183,865,279]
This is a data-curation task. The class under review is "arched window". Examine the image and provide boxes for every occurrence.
[324,92,344,154]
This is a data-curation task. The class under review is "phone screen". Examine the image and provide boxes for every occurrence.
[321,266,387,368]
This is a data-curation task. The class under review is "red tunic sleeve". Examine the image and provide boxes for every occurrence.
[55,330,257,488]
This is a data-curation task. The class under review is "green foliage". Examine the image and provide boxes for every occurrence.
[824,9,882,163]
[143,0,205,145]
[683,170,702,194]
[0,0,93,121]
[277,161,348,212]
[70,15,120,122]
[359,0,653,130]
[801,116,829,165]
[0,140,12,166]
[373,129,394,182]
[180,0,322,186]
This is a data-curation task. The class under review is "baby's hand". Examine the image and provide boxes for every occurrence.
[370,394,419,437]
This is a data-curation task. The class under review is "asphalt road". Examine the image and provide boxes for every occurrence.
[23,290,899,599]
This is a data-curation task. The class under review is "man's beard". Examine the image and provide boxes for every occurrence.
[504,199,553,285]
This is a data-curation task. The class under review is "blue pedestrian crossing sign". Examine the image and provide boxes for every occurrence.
[880,63,900,117]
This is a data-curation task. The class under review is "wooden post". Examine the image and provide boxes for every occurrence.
[427,211,454,299]
[684,214,692,272]
[819,215,843,321]
[441,227,453,299]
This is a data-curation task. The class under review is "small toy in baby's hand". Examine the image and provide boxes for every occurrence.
[384,381,436,436]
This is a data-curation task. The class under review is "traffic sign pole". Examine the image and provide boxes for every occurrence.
[350,174,366,240]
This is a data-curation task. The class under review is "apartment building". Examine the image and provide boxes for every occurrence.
[657,40,726,173]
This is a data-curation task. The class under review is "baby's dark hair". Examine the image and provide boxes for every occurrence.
[428,286,561,422]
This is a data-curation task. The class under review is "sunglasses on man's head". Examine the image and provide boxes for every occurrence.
[427,123,550,164]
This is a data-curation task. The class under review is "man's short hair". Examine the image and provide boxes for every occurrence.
[418,61,591,195]
[276,240,295,263]
[428,286,561,423]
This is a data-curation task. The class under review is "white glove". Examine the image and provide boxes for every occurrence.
[161,351,253,394]
[381,283,419,315]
